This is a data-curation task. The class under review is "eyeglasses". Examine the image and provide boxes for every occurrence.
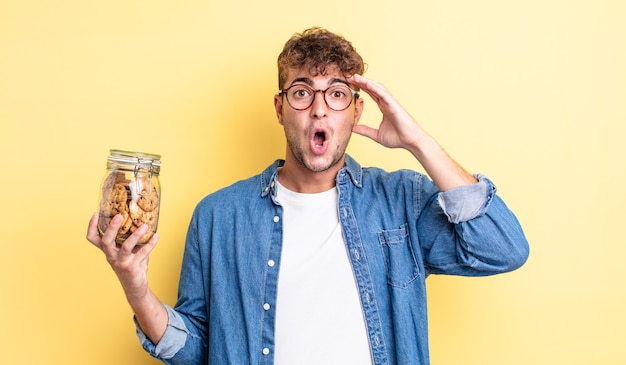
[279,83,359,111]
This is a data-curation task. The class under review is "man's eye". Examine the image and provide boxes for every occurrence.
[292,88,311,98]
[329,88,348,99]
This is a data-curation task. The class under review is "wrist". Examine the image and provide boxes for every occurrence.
[405,131,437,160]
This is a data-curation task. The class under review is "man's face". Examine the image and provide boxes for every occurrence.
[274,65,364,173]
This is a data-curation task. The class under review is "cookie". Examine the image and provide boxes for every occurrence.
[100,183,129,217]
[130,202,159,244]
[130,205,157,227]
[118,209,132,234]
[137,186,159,212]
[101,172,127,192]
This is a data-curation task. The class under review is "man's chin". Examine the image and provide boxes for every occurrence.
[302,154,344,173]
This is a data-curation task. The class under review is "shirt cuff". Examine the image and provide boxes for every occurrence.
[135,304,188,360]
[437,174,495,224]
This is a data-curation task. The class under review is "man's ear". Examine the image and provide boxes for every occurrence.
[274,94,284,125]
[353,97,365,125]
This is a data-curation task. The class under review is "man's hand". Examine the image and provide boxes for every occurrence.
[86,213,167,344]
[349,74,424,151]
[87,213,156,298]
[349,74,477,191]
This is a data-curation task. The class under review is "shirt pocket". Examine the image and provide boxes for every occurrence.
[377,223,420,288]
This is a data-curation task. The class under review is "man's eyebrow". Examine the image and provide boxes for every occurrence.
[287,77,350,88]
[289,77,314,87]
[328,78,350,86]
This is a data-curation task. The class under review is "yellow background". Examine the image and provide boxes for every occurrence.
[1,1,624,364]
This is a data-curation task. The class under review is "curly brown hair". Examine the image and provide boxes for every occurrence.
[277,27,366,89]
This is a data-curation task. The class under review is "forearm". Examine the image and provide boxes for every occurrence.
[125,286,168,345]
[86,213,169,345]
[406,131,477,192]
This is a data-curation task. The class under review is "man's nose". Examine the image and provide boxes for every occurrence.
[310,90,329,118]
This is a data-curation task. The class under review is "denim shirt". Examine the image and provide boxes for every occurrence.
[136,154,529,365]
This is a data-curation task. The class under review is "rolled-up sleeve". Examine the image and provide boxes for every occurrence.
[421,174,529,276]
[437,174,493,224]
[135,304,188,360]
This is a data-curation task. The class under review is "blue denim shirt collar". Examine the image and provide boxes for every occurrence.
[259,154,363,199]
[337,154,363,188]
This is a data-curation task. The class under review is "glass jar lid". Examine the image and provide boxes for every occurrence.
[107,149,161,173]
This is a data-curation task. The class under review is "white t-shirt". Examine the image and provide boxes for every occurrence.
[274,181,373,365]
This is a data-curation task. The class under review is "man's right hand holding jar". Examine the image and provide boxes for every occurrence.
[86,212,168,345]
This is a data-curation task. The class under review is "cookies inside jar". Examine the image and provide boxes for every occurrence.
[98,171,160,244]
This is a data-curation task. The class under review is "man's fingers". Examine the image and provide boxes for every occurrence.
[352,124,379,141]
[118,224,150,256]
[86,213,102,248]
[98,214,124,248]
[350,74,386,102]
[138,233,159,258]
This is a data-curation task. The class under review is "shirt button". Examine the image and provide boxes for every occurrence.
[267,260,275,267]
[263,303,270,310]
[273,216,280,223]
[262,348,270,355]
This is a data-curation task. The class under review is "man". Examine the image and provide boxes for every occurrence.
[87,27,529,365]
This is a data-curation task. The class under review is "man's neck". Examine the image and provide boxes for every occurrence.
[277,159,342,193]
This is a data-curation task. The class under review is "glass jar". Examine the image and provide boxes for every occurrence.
[97,149,161,244]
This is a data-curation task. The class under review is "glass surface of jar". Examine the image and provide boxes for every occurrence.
[97,149,161,244]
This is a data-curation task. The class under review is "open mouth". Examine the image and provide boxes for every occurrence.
[313,131,326,147]
[310,129,328,154]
